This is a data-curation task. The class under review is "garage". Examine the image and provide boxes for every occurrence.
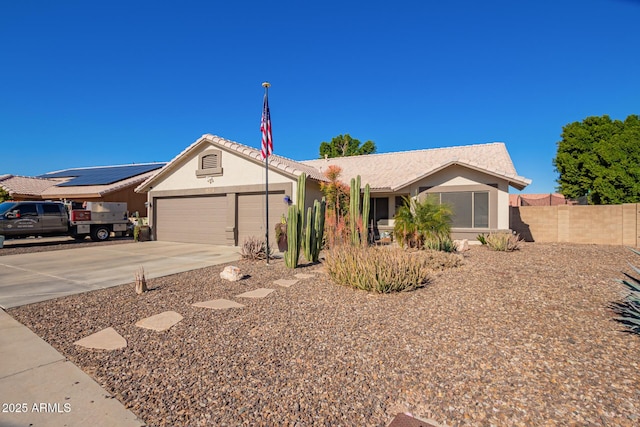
[237,192,289,245]
[155,196,227,244]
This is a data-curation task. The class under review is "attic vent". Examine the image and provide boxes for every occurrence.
[202,154,219,169]
[196,149,223,178]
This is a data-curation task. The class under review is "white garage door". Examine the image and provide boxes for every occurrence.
[155,196,227,244]
[237,192,288,245]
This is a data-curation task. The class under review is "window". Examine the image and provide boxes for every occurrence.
[42,203,64,215]
[17,204,38,216]
[433,191,489,228]
[196,149,223,177]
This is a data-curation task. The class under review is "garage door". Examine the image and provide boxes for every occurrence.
[155,196,227,244]
[237,192,289,245]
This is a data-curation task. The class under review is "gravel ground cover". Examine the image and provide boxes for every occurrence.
[8,242,640,426]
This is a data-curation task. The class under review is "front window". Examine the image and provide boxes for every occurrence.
[0,202,17,215]
[433,191,489,228]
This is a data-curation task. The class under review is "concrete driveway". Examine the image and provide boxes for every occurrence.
[0,241,241,308]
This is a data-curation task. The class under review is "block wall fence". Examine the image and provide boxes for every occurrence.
[510,204,640,247]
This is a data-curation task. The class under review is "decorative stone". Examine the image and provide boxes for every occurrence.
[274,279,299,288]
[192,299,245,309]
[74,327,127,350]
[220,266,242,281]
[135,311,183,331]
[454,239,469,252]
[236,288,275,298]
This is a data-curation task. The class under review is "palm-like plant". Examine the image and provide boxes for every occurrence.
[614,247,640,334]
[393,195,452,249]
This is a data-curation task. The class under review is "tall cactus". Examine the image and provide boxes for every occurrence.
[362,183,371,245]
[284,205,301,268]
[304,206,313,261]
[350,175,361,246]
[296,173,307,257]
[311,198,326,262]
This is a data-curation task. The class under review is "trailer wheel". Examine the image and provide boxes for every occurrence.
[91,226,111,242]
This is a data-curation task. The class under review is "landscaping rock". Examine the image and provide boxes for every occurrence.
[220,265,242,281]
[453,239,469,252]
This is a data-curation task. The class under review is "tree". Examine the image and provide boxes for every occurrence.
[0,188,10,202]
[319,134,376,158]
[553,114,640,204]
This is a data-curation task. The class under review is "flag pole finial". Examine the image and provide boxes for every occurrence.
[262,82,271,88]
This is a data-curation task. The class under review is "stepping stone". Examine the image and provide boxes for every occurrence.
[135,311,183,332]
[274,279,299,288]
[74,327,127,350]
[193,299,245,310]
[236,288,275,298]
[294,273,315,279]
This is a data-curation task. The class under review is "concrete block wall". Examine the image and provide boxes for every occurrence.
[510,204,639,247]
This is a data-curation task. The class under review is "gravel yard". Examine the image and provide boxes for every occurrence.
[8,242,640,426]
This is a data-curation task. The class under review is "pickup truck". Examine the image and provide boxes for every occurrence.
[0,201,130,241]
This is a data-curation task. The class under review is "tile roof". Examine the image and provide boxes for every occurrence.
[137,137,531,193]
[136,134,327,192]
[39,163,165,186]
[301,142,531,191]
[0,175,58,196]
[41,170,158,198]
[1,164,163,198]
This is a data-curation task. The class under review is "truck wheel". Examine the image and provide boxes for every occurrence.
[91,226,111,242]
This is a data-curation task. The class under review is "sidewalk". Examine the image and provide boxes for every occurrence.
[0,309,144,427]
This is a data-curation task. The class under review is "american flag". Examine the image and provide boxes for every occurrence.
[260,93,273,160]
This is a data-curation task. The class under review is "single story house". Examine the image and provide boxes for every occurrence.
[136,134,531,245]
[0,163,165,214]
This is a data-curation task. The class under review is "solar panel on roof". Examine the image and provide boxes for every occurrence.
[38,164,164,186]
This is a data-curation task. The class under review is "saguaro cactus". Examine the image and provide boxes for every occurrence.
[362,183,371,245]
[284,205,301,268]
[303,198,326,262]
[296,173,307,256]
[349,175,361,246]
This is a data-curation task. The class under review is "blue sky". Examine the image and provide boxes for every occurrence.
[1,0,638,194]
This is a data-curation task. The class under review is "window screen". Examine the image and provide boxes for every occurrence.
[441,192,471,228]
[474,192,489,228]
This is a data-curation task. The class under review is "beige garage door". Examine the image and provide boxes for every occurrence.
[155,196,227,244]
[237,192,288,245]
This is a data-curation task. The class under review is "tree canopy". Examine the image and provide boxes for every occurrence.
[319,134,376,158]
[553,114,640,204]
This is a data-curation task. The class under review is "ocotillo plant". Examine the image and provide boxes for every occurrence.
[362,183,370,245]
[284,204,301,268]
[349,175,361,246]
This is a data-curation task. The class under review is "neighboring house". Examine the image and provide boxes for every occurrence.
[0,163,165,214]
[509,193,574,207]
[136,134,531,245]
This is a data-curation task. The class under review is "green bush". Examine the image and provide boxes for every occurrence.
[476,233,487,245]
[485,232,522,251]
[324,245,462,293]
[393,195,453,251]
[614,248,640,334]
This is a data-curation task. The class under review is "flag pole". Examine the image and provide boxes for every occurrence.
[262,81,271,265]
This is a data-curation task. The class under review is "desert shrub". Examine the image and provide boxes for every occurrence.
[240,236,272,260]
[324,246,462,293]
[613,248,640,334]
[394,195,452,250]
[485,232,522,251]
[476,233,487,245]
[424,236,456,253]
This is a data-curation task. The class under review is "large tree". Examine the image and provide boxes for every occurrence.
[319,134,376,158]
[553,114,640,204]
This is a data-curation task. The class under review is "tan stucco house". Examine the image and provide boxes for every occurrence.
[136,134,531,245]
